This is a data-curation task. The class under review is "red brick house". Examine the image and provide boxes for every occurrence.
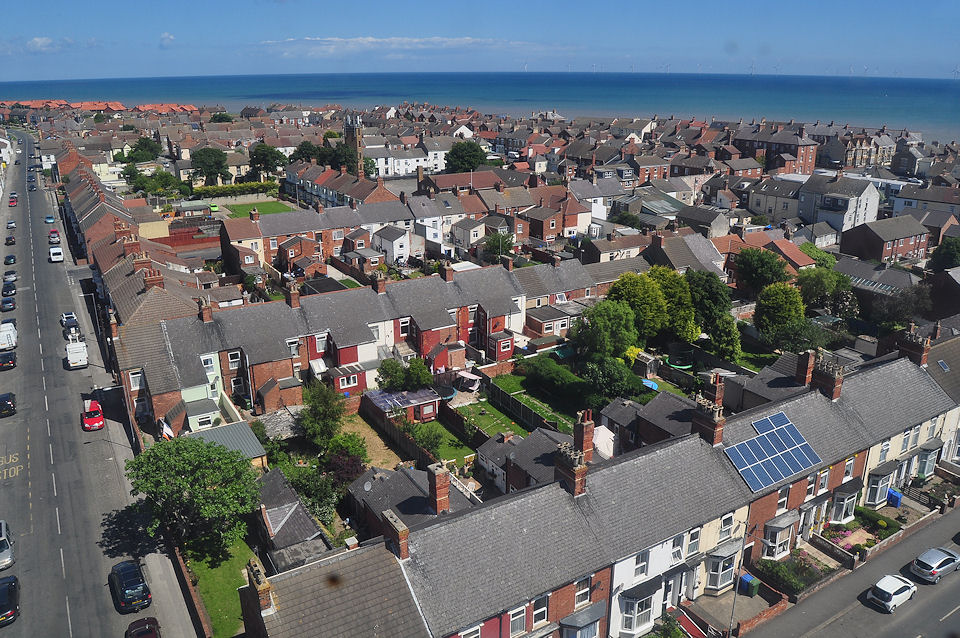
[839,216,929,262]
[519,206,564,243]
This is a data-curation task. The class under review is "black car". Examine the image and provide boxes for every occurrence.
[26,176,35,183]
[0,298,13,312]
[3,256,14,266]
[12,160,18,166]
[125,617,161,638]
[0,576,18,626]
[27,185,36,192]
[1,284,14,298]
[109,561,151,613]
[0,353,15,371]
[3,237,13,247]
[0,394,15,417]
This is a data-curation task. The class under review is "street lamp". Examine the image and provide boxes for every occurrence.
[727,524,774,637]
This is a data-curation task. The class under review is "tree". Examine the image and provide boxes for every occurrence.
[709,313,743,362]
[405,358,435,390]
[484,232,514,258]
[607,272,668,345]
[363,157,377,178]
[796,267,850,309]
[248,144,288,180]
[648,266,699,342]
[326,432,370,464]
[192,147,231,185]
[125,437,258,551]
[761,319,830,352]
[735,248,790,296]
[121,124,136,131]
[297,381,346,450]
[289,141,320,163]
[323,130,341,138]
[124,137,163,163]
[412,422,444,458]
[872,283,932,330]
[754,282,805,337]
[569,300,638,359]
[799,242,837,270]
[685,269,732,332]
[445,141,486,173]
[376,358,434,392]
[580,357,633,399]
[93,112,107,123]
[751,215,769,226]
[210,112,233,123]
[928,236,960,272]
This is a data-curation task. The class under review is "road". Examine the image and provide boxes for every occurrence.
[748,505,960,638]
[0,136,196,636]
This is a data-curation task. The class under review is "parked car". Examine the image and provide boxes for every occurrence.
[82,399,105,431]
[0,393,15,417]
[0,352,16,371]
[49,229,60,244]
[1,284,14,297]
[62,318,81,339]
[49,246,63,262]
[1,298,15,312]
[25,176,34,183]
[7,199,15,208]
[108,560,152,613]
[0,521,14,569]
[4,222,13,230]
[44,215,55,224]
[2,272,15,283]
[3,256,14,266]
[0,576,18,627]
[59,311,77,325]
[911,547,960,583]
[125,617,161,638]
[27,185,36,192]
[3,237,13,247]
[867,574,916,612]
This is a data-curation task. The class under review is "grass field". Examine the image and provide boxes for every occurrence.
[457,401,529,437]
[739,350,780,372]
[227,201,292,218]
[189,540,253,638]
[427,421,473,465]
[492,374,525,395]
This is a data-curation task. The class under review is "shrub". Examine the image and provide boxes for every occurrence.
[193,181,276,198]
[854,506,901,540]
[753,559,806,595]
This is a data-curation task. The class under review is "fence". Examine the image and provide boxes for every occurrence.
[358,395,438,469]
[902,485,943,509]
[438,401,492,450]
[657,363,698,391]
[481,374,561,434]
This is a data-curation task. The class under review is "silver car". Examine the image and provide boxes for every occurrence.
[911,547,960,583]
[0,521,13,570]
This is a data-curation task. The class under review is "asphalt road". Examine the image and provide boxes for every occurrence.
[0,136,196,637]
[748,505,960,638]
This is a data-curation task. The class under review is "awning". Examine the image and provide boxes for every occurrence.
[709,538,742,559]
[309,358,327,375]
[559,600,606,628]
[766,509,800,530]
[921,437,944,452]
[457,370,482,381]
[799,492,831,510]
[621,575,663,601]
[664,562,693,578]
[870,459,899,477]
[834,476,864,496]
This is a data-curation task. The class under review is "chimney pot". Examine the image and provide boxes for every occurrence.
[811,355,844,400]
[554,441,588,496]
[382,509,410,559]
[286,286,300,309]
[440,261,455,282]
[795,349,816,385]
[693,395,725,445]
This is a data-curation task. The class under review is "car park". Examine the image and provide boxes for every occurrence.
[1,283,15,297]
[82,399,105,431]
[0,393,14,417]
[3,256,14,266]
[108,560,152,613]
[3,272,15,283]
[4,237,13,247]
[0,575,18,627]
[125,617,161,638]
[867,574,916,612]
[0,521,14,569]
[0,352,16,371]
[911,547,960,583]
[0,298,14,312]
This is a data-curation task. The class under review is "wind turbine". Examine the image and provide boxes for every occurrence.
[953,65,960,80]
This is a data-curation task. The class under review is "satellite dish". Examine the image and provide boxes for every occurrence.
[363,481,372,492]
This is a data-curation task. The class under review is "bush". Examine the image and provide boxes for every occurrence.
[193,181,276,198]
[854,506,901,540]
[753,559,806,595]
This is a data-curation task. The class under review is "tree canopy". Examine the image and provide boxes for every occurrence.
[297,380,347,450]
[376,358,434,392]
[569,299,638,359]
[607,272,668,345]
[248,144,288,180]
[709,313,742,362]
[796,267,851,309]
[735,247,790,296]
[685,269,732,331]
[928,237,960,272]
[191,147,231,186]
[288,140,369,176]
[754,282,805,337]
[648,266,699,342]
[872,283,932,331]
[125,437,259,552]
[445,141,486,173]
[116,137,163,164]
[209,112,233,123]
[798,242,837,269]
[484,232,514,257]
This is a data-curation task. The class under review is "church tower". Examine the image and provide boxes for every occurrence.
[344,113,363,176]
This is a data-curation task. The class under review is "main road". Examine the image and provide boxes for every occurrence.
[0,135,196,636]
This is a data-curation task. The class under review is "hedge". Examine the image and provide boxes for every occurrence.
[193,181,277,198]
[854,506,901,540]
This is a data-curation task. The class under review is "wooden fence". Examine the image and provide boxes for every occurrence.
[477,369,561,433]
[358,394,438,469]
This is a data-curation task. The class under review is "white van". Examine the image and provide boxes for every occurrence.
[49,246,64,263]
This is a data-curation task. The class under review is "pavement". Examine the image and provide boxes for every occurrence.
[0,135,197,637]
[748,505,960,638]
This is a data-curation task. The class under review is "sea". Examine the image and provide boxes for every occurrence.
[1,72,958,142]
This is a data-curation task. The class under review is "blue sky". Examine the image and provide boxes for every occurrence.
[1,0,958,81]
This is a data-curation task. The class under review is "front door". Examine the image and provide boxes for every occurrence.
[896,460,909,488]
[799,508,813,540]
[662,578,675,610]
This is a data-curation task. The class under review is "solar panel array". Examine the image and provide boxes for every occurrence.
[724,411,823,492]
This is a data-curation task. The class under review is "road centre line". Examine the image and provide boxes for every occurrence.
[48,442,53,465]
[51,472,56,497]
[941,602,960,622]
[42,377,46,391]
[64,597,73,638]
[44,395,48,411]
[59,547,65,578]
[55,507,60,534]
[46,419,50,436]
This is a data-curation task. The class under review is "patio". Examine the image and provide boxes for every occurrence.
[686,582,781,637]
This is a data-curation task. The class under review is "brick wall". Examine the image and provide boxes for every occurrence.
[250,359,295,397]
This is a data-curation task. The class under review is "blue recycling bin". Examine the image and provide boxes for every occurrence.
[887,489,902,508]
[739,573,759,597]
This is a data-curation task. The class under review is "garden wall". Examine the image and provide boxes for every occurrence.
[808,534,857,570]
[935,460,960,483]
[167,538,214,638]
[690,344,756,377]
[207,193,277,205]
[735,577,788,636]
[328,256,372,285]
[657,363,698,390]
[861,507,940,561]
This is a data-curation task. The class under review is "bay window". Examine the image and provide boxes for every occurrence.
[764,526,791,559]
[831,493,857,523]
[866,473,892,506]
[621,596,653,631]
[707,555,735,589]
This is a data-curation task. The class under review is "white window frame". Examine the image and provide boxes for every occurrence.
[831,492,857,524]
[467,305,477,324]
[574,577,591,607]
[196,415,213,429]
[719,513,734,541]
[867,473,892,506]
[399,317,410,337]
[688,527,701,555]
[369,324,380,342]
[909,425,921,449]
[879,439,890,462]
[288,249,296,258]
[549,219,556,229]
[244,255,254,265]
[555,292,568,303]
[671,534,684,564]
[339,374,358,389]
[230,376,244,392]
[332,229,344,241]
[460,627,481,638]
[286,338,299,356]
[764,527,791,559]
[901,428,911,453]
[844,457,855,480]
[918,450,936,477]
[817,470,829,494]
[777,486,790,513]
[532,594,548,626]
[269,238,277,250]
[806,473,816,498]
[129,370,143,391]
[563,622,598,638]
[622,595,653,631]
[707,555,735,589]
[543,322,554,333]
[500,340,511,353]
[228,350,241,370]
[634,551,648,578]
[356,240,365,249]
[201,355,215,377]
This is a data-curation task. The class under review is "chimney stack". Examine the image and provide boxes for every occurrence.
[108,308,118,339]
[285,285,300,309]
[382,509,410,559]
[372,272,387,294]
[440,261,454,282]
[693,395,725,446]
[501,255,513,271]
[651,232,664,248]
[376,176,385,189]
[933,320,942,341]
[552,254,562,268]
[249,208,260,222]
[703,372,725,406]
[574,410,595,463]
[427,463,450,514]
[898,328,931,366]
[811,355,844,400]
[123,239,141,257]
[795,349,816,386]
[132,253,151,272]
[143,269,164,291]
[554,442,588,496]
[246,558,275,615]
[399,191,407,205]
[199,299,213,323]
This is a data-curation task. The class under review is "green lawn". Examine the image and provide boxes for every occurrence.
[338,279,361,289]
[739,350,779,372]
[428,421,473,465]
[457,401,529,437]
[653,377,687,397]
[492,374,525,395]
[189,539,253,638]
[227,201,292,218]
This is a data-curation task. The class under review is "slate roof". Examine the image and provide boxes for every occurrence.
[374,225,406,242]
[897,184,960,205]
[257,469,325,550]
[347,465,476,529]
[834,256,920,294]
[583,256,651,284]
[505,428,573,485]
[189,421,266,460]
[634,392,698,438]
[511,260,593,299]
[858,216,929,242]
[927,336,960,403]
[800,174,872,197]
[260,544,429,638]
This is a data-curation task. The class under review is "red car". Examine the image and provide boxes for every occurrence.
[48,229,60,244]
[6,198,14,208]
[81,399,105,431]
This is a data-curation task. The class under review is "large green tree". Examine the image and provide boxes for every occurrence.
[754,282,805,337]
[117,137,163,164]
[685,269,732,331]
[799,242,837,270]
[192,147,231,185]
[210,112,233,123]
[872,283,932,330]
[569,299,638,359]
[125,437,258,551]
[648,265,699,342]
[607,272,669,345]
[287,140,368,176]
[709,313,742,362]
[248,144,288,180]
[297,381,346,450]
[928,236,960,272]
[735,247,790,296]
[484,232,514,258]
[796,267,851,309]
[445,141,486,173]
[376,358,434,392]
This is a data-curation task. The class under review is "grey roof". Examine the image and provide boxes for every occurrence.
[857,216,928,242]
[347,465,476,528]
[800,174,872,197]
[185,398,219,417]
[634,392,698,438]
[374,225,407,242]
[257,208,328,237]
[511,260,593,299]
[260,544,429,638]
[258,469,325,550]
[834,256,921,294]
[505,428,573,485]
[357,200,415,225]
[188,421,266,460]
[583,256,650,284]
[926,337,960,402]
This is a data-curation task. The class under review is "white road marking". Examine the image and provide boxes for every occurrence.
[37,327,41,339]
[44,395,48,411]
[64,597,73,638]
[46,418,50,436]
[55,507,61,534]
[42,377,46,391]
[38,342,42,356]
[48,442,53,464]
[51,471,56,496]
[40,359,44,372]
[940,602,960,622]
[59,547,65,578]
